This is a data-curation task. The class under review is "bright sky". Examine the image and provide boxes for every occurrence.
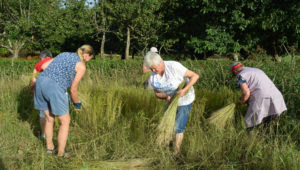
[85,0,98,7]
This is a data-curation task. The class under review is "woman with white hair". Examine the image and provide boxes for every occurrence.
[142,47,158,73]
[144,51,199,155]
[142,47,159,89]
[231,62,287,130]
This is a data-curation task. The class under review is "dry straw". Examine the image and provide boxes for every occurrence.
[156,82,185,146]
[72,159,153,169]
[208,103,236,129]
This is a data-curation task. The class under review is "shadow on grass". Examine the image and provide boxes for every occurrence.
[17,86,40,137]
[0,157,5,170]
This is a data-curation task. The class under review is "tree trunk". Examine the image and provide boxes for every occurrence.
[125,27,130,59]
[100,32,106,58]
[1,39,24,60]
[273,41,281,62]
[12,50,20,60]
[132,47,136,59]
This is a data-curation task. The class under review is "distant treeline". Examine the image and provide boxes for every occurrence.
[0,0,299,59]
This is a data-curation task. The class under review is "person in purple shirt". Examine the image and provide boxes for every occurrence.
[231,62,287,130]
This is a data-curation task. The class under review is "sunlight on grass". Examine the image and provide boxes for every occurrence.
[0,60,299,169]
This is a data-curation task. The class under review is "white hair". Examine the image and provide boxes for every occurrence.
[150,47,158,53]
[144,51,163,68]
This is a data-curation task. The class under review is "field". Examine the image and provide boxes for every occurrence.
[0,57,299,169]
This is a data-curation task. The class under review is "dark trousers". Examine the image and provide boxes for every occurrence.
[246,115,279,133]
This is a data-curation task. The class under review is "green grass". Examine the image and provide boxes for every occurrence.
[0,58,299,169]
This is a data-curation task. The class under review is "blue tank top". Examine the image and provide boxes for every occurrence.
[40,52,81,91]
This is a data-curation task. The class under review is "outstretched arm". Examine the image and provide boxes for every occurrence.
[30,69,38,94]
[32,69,38,85]
[70,62,86,103]
[142,64,151,73]
[239,83,250,104]
[154,90,171,102]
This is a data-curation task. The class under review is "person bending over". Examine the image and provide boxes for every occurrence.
[144,51,199,156]
[34,45,94,156]
[30,49,53,140]
[231,62,287,131]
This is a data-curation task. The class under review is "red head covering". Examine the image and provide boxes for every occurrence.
[231,62,242,73]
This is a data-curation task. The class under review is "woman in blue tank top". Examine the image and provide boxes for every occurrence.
[34,44,94,156]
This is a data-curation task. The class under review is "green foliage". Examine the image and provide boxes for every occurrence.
[1,0,299,58]
[105,0,165,58]
[187,26,241,55]
[0,48,10,57]
[32,0,94,54]
[163,0,299,58]
[0,0,38,58]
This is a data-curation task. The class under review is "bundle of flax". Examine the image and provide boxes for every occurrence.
[73,159,153,169]
[156,82,185,146]
[208,103,236,129]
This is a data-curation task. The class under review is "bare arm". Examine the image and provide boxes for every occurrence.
[142,64,151,73]
[41,58,54,70]
[154,90,171,102]
[32,69,38,84]
[177,70,199,97]
[239,83,250,104]
[70,62,86,103]
[30,68,38,94]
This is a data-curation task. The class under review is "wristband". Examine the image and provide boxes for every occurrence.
[73,101,82,109]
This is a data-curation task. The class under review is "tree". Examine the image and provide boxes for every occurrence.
[0,0,36,59]
[33,0,93,54]
[251,0,300,58]
[130,0,164,54]
[107,0,164,59]
[92,0,112,58]
[106,0,140,59]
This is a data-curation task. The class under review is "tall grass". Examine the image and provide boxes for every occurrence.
[0,58,299,169]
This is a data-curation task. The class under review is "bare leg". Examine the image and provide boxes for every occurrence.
[40,118,45,137]
[174,133,184,156]
[43,110,55,150]
[57,113,70,156]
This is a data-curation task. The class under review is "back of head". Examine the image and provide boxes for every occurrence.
[150,47,158,53]
[144,51,163,68]
[39,50,52,59]
[77,44,94,61]
[230,62,243,73]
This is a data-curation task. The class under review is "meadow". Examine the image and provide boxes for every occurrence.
[0,57,299,169]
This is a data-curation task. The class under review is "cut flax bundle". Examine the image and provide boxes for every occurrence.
[73,159,153,169]
[156,82,185,146]
[208,103,236,129]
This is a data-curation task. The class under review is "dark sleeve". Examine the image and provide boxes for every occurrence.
[237,75,246,87]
